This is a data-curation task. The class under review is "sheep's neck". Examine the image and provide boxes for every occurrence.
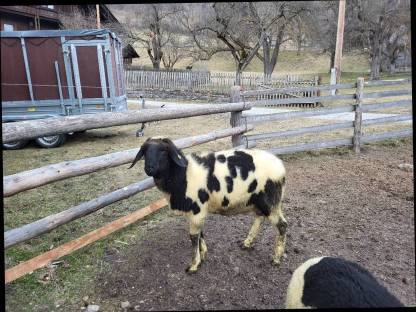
[153,164,187,195]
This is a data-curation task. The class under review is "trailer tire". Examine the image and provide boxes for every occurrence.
[3,140,29,150]
[35,134,67,148]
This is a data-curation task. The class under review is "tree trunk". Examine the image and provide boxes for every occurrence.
[370,30,382,80]
[235,68,242,86]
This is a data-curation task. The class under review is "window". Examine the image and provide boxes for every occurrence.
[47,5,54,9]
[4,24,14,31]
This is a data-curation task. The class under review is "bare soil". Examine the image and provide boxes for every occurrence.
[95,141,414,310]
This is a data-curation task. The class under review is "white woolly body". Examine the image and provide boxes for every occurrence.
[184,148,285,218]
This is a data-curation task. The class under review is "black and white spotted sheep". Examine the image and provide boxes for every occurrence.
[129,137,287,273]
[285,256,404,308]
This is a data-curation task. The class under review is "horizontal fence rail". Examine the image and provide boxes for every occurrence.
[2,102,252,143]
[4,125,254,248]
[246,122,354,141]
[268,138,354,155]
[5,198,169,284]
[361,129,413,143]
[242,82,356,97]
[3,125,253,197]
[244,105,355,124]
[248,94,355,107]
[364,78,412,87]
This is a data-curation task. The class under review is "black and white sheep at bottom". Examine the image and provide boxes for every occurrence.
[129,137,287,273]
[285,256,404,308]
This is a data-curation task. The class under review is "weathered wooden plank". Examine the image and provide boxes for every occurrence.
[268,138,353,155]
[4,178,155,249]
[5,198,168,284]
[3,102,252,143]
[363,89,412,98]
[242,82,355,96]
[244,105,354,124]
[364,78,411,87]
[362,114,412,126]
[3,125,254,197]
[361,129,413,143]
[361,99,412,112]
[246,121,353,141]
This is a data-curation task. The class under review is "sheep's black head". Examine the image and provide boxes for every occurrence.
[128,137,188,177]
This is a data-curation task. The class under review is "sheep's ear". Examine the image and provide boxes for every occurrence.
[162,138,188,168]
[128,139,149,169]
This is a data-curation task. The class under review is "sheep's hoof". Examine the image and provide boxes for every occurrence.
[271,259,281,267]
[240,242,254,250]
[185,266,199,274]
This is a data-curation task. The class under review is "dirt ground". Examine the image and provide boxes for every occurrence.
[89,139,415,310]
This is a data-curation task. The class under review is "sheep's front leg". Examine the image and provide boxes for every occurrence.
[242,215,265,249]
[186,213,205,274]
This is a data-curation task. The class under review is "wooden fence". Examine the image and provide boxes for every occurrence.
[235,77,412,155]
[124,68,319,96]
[3,102,253,283]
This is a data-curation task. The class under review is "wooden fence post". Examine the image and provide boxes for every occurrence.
[230,85,244,147]
[353,77,364,153]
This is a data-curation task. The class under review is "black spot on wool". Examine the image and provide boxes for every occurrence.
[198,189,209,203]
[302,257,404,308]
[248,179,257,193]
[222,196,229,207]
[217,154,226,163]
[225,176,233,193]
[227,151,255,180]
[192,153,220,192]
[247,179,283,216]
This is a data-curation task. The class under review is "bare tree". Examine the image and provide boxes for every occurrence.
[184,2,264,85]
[247,2,310,77]
[120,4,184,70]
[353,0,410,79]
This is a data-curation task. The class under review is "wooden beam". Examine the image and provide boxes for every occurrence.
[96,4,101,29]
[5,198,168,284]
[334,0,346,84]
[2,103,252,143]
[3,125,253,197]
[4,178,155,249]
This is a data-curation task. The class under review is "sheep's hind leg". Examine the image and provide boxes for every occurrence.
[242,215,265,249]
[199,231,208,261]
[269,204,287,266]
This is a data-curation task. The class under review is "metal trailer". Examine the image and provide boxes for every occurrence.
[1,29,127,148]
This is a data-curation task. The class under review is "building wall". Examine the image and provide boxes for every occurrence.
[0,9,60,31]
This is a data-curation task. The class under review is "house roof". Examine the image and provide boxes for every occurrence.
[123,44,140,59]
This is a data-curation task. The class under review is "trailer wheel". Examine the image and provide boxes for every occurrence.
[3,140,29,150]
[35,134,67,148]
